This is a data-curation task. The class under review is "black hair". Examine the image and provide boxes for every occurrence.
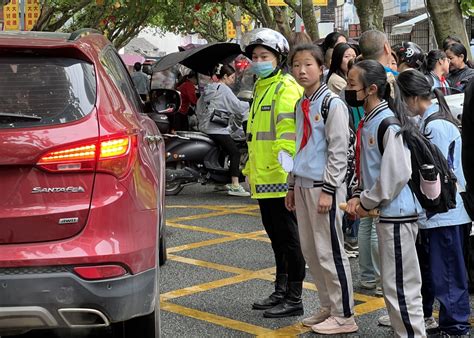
[212,63,235,79]
[133,62,142,71]
[350,59,415,137]
[327,43,357,81]
[396,69,458,126]
[321,32,347,54]
[446,42,474,68]
[421,49,447,74]
[442,35,462,51]
[289,43,324,67]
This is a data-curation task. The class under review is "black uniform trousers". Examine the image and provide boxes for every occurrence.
[258,197,305,282]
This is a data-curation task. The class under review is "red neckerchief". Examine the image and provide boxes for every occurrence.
[299,98,311,151]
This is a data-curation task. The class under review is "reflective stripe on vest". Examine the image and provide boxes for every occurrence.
[256,82,284,141]
[276,112,296,123]
[255,183,288,193]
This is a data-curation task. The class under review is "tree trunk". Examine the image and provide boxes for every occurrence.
[301,0,319,41]
[271,6,291,41]
[259,0,276,29]
[426,0,471,59]
[353,0,384,32]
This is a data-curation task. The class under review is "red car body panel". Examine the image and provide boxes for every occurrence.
[0,32,164,275]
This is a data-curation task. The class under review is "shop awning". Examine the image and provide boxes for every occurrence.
[391,13,428,35]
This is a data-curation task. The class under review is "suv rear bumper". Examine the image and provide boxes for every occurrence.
[0,268,156,330]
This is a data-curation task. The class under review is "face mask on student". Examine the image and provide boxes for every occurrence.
[251,61,275,78]
[344,88,367,108]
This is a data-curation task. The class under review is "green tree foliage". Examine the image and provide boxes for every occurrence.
[34,0,161,48]
[460,0,474,16]
[153,0,227,42]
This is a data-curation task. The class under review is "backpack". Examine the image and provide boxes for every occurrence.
[320,92,357,190]
[378,116,457,214]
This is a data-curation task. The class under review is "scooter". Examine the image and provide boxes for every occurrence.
[149,89,248,196]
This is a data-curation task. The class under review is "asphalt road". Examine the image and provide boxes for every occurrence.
[14,183,474,337]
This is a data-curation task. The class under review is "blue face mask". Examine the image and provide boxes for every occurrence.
[251,61,275,78]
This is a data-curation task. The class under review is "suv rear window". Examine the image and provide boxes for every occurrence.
[0,57,96,129]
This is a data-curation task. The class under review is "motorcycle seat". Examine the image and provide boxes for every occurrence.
[175,131,215,144]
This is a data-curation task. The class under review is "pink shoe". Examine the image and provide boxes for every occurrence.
[312,316,358,335]
[301,307,330,327]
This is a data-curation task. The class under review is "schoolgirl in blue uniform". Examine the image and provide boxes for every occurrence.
[397,69,471,336]
[286,44,357,335]
[345,60,425,337]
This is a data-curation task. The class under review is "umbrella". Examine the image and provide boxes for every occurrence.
[152,42,242,76]
[121,54,145,66]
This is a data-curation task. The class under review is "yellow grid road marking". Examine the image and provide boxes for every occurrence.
[160,268,275,302]
[168,254,252,275]
[258,322,311,337]
[167,228,267,253]
[168,204,259,209]
[163,204,393,336]
[161,302,274,335]
[167,221,242,237]
[167,204,261,223]
[167,236,241,254]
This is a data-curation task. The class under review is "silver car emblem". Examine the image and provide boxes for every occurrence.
[31,186,85,194]
[59,218,79,225]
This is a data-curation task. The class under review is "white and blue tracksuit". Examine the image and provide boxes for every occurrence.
[289,84,355,318]
[353,100,426,338]
[416,104,471,335]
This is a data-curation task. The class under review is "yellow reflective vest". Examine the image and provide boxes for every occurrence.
[242,71,303,199]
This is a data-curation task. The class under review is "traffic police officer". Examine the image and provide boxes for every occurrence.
[241,28,306,318]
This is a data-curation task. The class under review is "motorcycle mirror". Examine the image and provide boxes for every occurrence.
[149,89,182,115]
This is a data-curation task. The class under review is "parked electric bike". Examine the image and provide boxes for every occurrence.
[149,89,249,196]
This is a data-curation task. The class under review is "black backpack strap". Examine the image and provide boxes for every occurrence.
[321,92,334,122]
[377,116,401,154]
[422,112,442,134]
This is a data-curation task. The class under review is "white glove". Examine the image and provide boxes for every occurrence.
[278,150,294,173]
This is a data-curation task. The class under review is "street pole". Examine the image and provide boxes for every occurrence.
[19,0,24,30]
[235,7,241,44]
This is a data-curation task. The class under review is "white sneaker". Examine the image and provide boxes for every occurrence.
[378,314,391,327]
[301,307,330,327]
[312,316,358,334]
[227,184,250,197]
[374,286,384,297]
[360,280,377,290]
[424,316,438,330]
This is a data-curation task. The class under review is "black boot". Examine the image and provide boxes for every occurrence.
[252,274,287,310]
[263,281,303,318]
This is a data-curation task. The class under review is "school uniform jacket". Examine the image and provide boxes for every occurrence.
[353,101,419,223]
[417,104,471,228]
[289,84,349,195]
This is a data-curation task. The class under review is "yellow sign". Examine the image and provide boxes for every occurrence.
[3,0,19,31]
[313,0,328,5]
[267,0,287,6]
[226,15,253,39]
[226,20,236,39]
[25,0,40,31]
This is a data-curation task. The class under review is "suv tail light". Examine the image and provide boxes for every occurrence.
[37,134,137,178]
[73,265,127,280]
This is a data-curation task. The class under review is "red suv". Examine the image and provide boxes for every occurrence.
[0,29,165,337]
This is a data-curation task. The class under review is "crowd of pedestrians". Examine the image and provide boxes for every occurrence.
[131,26,474,337]
[241,27,473,337]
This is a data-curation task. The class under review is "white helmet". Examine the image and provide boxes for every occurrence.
[241,28,289,58]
